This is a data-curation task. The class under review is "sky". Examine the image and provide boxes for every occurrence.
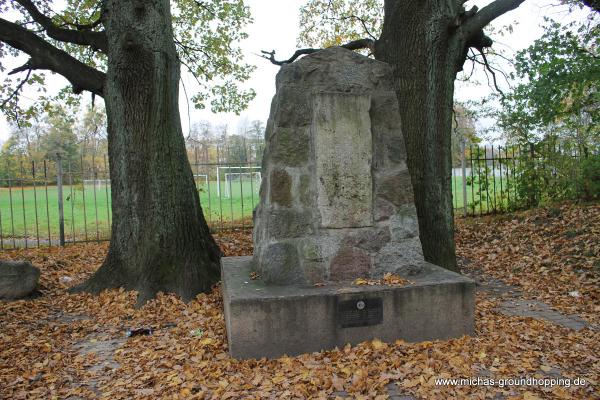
[0,0,589,142]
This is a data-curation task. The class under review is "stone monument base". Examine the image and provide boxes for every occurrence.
[222,257,475,359]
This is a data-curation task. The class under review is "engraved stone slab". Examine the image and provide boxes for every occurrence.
[314,93,373,228]
[253,47,426,284]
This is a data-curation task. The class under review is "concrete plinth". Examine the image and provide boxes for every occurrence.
[222,257,475,359]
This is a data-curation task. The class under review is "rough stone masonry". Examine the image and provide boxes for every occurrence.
[253,46,423,285]
[222,47,474,359]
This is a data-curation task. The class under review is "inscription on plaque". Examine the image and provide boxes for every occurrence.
[337,297,383,328]
[314,93,373,228]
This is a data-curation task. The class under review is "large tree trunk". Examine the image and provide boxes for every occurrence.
[375,0,466,272]
[73,0,221,305]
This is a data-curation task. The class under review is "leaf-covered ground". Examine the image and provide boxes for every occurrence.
[1,205,599,399]
[457,203,600,326]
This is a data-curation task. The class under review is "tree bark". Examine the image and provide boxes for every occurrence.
[73,0,221,305]
[373,0,525,271]
[375,0,466,271]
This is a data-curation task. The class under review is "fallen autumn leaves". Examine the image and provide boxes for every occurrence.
[0,205,598,399]
[457,203,600,326]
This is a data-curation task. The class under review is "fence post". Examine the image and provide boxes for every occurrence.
[460,139,468,217]
[529,143,537,207]
[56,154,65,246]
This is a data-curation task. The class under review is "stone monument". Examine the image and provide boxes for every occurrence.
[221,47,474,359]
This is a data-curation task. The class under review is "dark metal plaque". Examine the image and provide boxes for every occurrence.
[337,297,383,328]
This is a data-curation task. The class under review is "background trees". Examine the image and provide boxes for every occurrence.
[498,17,599,147]
[495,12,600,202]
[0,104,107,178]
[451,103,479,169]
[184,119,265,167]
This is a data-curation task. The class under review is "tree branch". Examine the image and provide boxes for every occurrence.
[0,68,31,110]
[261,48,319,65]
[324,14,377,40]
[468,49,508,97]
[261,39,375,66]
[456,0,525,75]
[193,0,217,17]
[342,38,376,52]
[0,18,105,97]
[14,0,107,52]
[58,16,102,31]
[56,1,104,30]
[461,49,477,80]
[461,0,526,38]
[582,0,600,13]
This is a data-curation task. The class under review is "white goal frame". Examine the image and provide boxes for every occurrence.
[223,172,262,198]
[193,174,209,190]
[216,166,261,198]
[83,179,110,186]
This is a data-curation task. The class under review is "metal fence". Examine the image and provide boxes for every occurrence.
[1,142,595,249]
[0,153,262,249]
[452,142,594,216]
[0,154,111,249]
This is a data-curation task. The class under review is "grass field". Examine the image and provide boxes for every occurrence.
[0,179,260,244]
[451,175,518,214]
[199,179,260,228]
[0,184,111,245]
[1,175,518,245]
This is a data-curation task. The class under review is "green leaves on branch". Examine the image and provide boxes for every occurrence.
[298,0,382,49]
[499,17,599,141]
[0,0,256,123]
[494,15,600,202]
[172,0,255,113]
